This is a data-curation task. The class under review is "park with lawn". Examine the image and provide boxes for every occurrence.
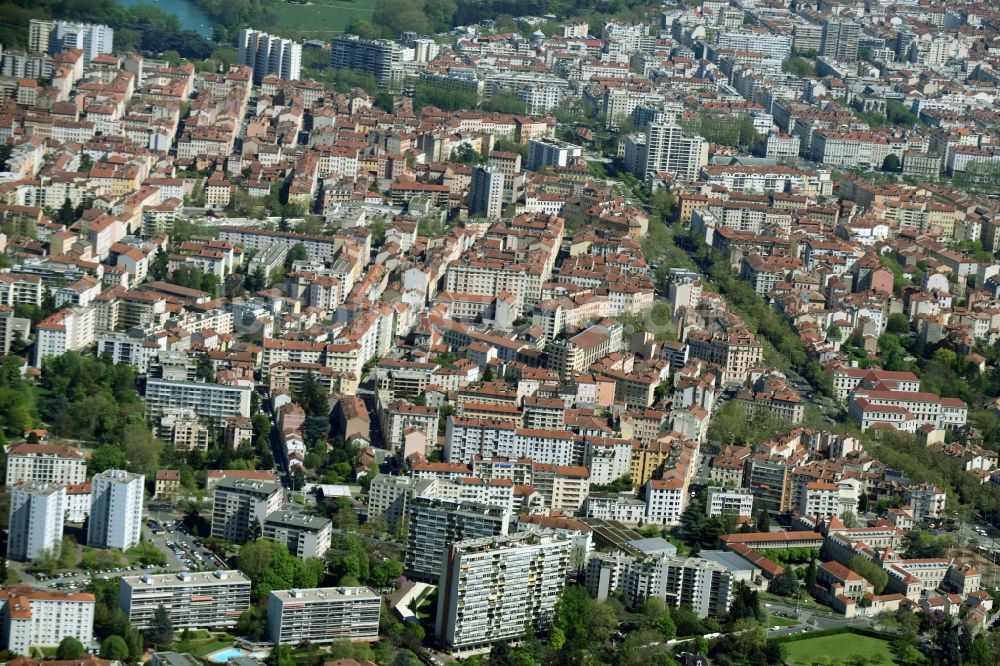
[272,0,376,36]
[779,630,898,666]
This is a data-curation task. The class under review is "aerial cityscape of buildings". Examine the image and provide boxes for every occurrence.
[0,0,1000,662]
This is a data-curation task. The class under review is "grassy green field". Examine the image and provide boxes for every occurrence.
[273,0,376,34]
[784,633,898,666]
[175,630,236,657]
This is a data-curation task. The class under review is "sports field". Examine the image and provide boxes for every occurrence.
[273,0,376,34]
[784,633,898,666]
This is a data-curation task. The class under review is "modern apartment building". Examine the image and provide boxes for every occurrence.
[144,377,253,426]
[218,227,342,264]
[48,20,114,64]
[706,487,754,520]
[529,464,590,514]
[469,166,505,220]
[238,28,302,83]
[330,35,404,85]
[119,570,251,629]
[548,321,624,380]
[444,418,577,466]
[267,587,380,645]
[746,453,795,514]
[34,305,96,367]
[28,19,53,53]
[436,532,570,651]
[643,122,708,184]
[88,469,144,551]
[4,443,86,486]
[262,511,333,558]
[0,274,43,308]
[792,21,822,54]
[7,483,65,562]
[525,138,583,171]
[821,18,860,61]
[0,586,95,655]
[584,554,734,617]
[205,469,278,493]
[367,474,434,532]
[717,30,791,60]
[644,478,688,526]
[211,478,283,543]
[404,495,512,582]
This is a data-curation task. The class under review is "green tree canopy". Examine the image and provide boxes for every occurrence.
[850,554,889,594]
[886,312,910,334]
[147,603,174,649]
[121,422,163,478]
[238,539,322,600]
[89,444,125,474]
[782,56,815,77]
[56,637,86,660]
[551,585,619,659]
[768,568,799,596]
[100,635,130,660]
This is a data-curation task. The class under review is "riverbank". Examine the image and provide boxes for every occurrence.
[117,0,213,37]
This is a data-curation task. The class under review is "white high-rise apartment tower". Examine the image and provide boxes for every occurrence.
[7,482,66,562]
[436,532,571,650]
[52,21,114,65]
[211,477,283,543]
[643,122,708,184]
[88,469,144,550]
[238,28,301,83]
[28,19,54,53]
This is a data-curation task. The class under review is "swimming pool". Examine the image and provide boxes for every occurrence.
[207,648,244,663]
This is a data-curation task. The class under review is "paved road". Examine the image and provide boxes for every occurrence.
[765,599,878,631]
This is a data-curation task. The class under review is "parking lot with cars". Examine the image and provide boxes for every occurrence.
[144,518,227,571]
